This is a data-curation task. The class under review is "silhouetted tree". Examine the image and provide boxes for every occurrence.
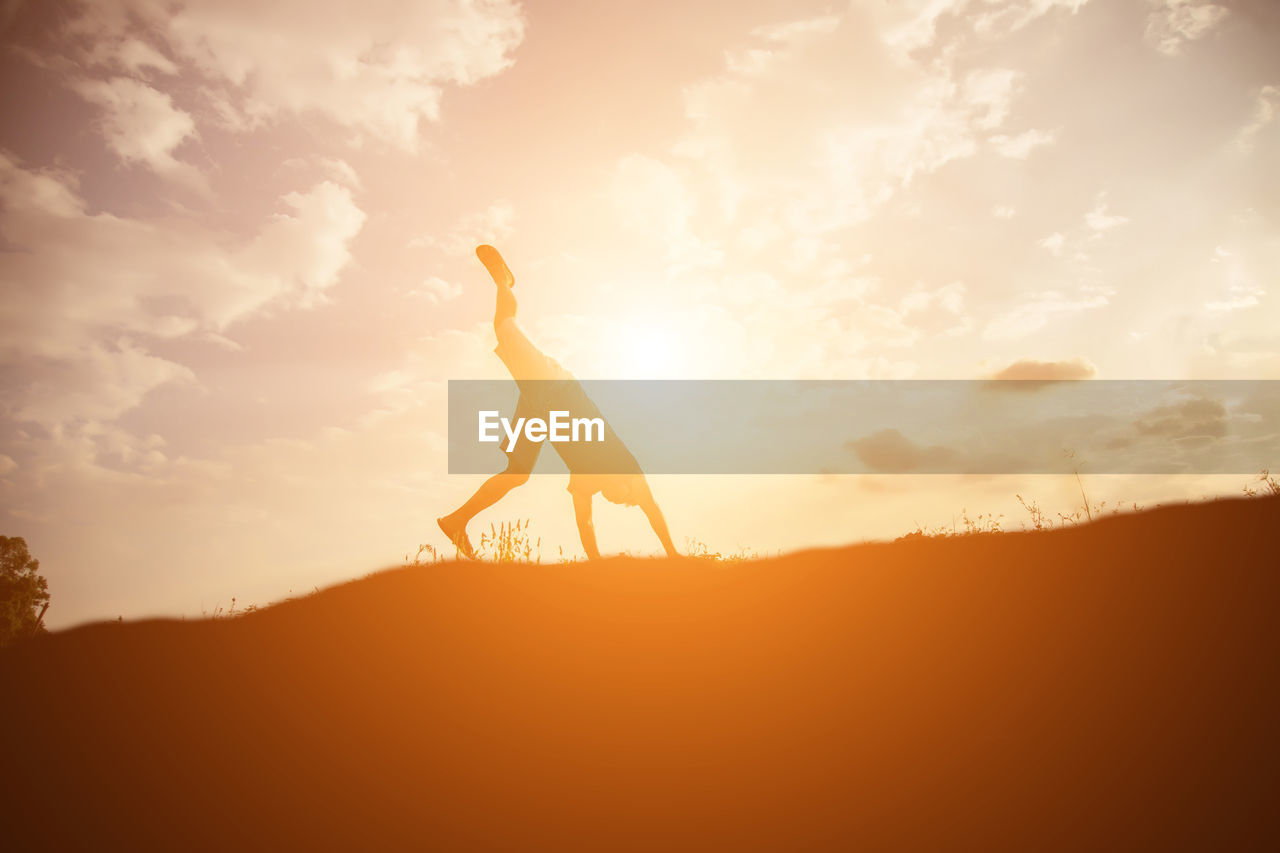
[1,536,50,648]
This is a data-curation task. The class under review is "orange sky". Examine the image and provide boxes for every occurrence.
[1,0,1278,627]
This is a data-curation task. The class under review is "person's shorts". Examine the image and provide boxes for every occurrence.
[493,319,649,507]
[567,473,650,507]
[502,390,546,473]
[504,430,649,507]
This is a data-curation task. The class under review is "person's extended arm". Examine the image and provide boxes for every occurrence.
[640,494,679,558]
[573,491,601,560]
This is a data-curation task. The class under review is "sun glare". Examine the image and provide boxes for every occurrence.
[613,320,683,378]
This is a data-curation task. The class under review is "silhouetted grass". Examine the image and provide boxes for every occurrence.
[209,472,1280,616]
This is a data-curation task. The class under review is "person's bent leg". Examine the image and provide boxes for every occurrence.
[438,467,531,558]
[438,247,539,559]
[439,392,541,559]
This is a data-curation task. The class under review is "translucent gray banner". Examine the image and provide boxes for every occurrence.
[448,380,1280,475]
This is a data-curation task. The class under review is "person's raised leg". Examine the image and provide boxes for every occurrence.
[477,244,517,333]
[438,247,541,559]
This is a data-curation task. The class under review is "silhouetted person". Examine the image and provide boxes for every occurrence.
[438,245,679,560]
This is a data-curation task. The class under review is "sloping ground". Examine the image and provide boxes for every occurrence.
[2,495,1277,851]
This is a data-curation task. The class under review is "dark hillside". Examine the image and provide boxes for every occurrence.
[2,495,1278,850]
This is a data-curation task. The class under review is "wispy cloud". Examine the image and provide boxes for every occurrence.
[983,289,1111,340]
[1038,232,1066,255]
[71,76,205,191]
[1235,84,1279,154]
[1144,0,1228,56]
[64,0,526,150]
[413,276,463,304]
[0,153,365,429]
[411,201,515,255]
[990,128,1056,158]
[1084,193,1129,231]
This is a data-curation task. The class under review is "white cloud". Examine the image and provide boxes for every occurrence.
[12,340,196,430]
[1235,85,1279,154]
[971,0,1089,37]
[1084,193,1129,230]
[964,68,1021,130]
[729,12,842,75]
[0,154,365,428]
[878,0,1089,55]
[677,48,1026,239]
[875,0,966,54]
[898,281,973,337]
[1205,287,1265,312]
[281,156,363,190]
[71,76,203,189]
[414,276,462,304]
[1144,0,1228,56]
[671,7,1050,243]
[1206,255,1266,312]
[239,182,367,312]
[749,15,842,44]
[983,288,1111,339]
[415,200,515,255]
[364,323,504,419]
[989,128,1055,158]
[630,4,1128,379]
[1038,232,1066,254]
[67,0,526,150]
[817,73,984,211]
[317,158,361,190]
[113,39,178,74]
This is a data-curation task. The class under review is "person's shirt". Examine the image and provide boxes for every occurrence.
[521,378,644,478]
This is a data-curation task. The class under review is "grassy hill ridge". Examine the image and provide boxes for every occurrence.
[2,495,1278,850]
